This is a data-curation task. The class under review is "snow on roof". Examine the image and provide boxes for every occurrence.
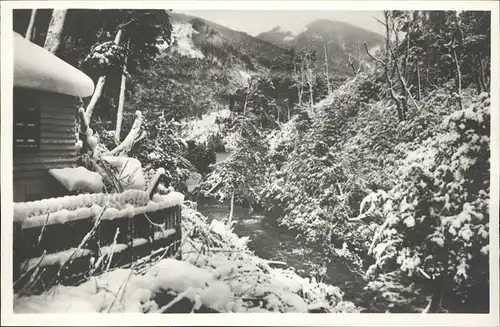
[14,32,95,97]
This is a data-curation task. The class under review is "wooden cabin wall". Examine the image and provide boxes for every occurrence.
[14,90,78,202]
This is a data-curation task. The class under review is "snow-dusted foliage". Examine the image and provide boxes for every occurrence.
[261,77,394,262]
[197,117,269,207]
[101,156,146,190]
[363,94,490,310]
[134,114,197,191]
[83,41,127,74]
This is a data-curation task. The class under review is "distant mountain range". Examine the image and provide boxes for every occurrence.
[257,19,385,76]
[169,12,287,68]
[169,12,385,77]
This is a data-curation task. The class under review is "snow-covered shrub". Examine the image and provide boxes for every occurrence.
[83,41,128,74]
[101,156,146,191]
[135,114,195,191]
[185,140,216,175]
[197,117,269,207]
[364,94,490,312]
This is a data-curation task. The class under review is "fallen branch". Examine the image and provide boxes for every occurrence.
[348,213,370,222]
[157,289,191,313]
[107,265,135,313]
[108,111,144,156]
[14,251,46,290]
[264,260,287,267]
[37,213,50,247]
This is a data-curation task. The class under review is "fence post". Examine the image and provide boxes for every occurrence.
[146,168,166,200]
[176,205,182,260]
[13,222,23,281]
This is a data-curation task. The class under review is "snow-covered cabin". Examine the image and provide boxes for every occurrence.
[13,32,94,202]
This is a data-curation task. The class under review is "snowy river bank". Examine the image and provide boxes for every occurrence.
[188,152,431,313]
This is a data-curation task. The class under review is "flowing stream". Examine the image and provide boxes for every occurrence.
[190,152,381,312]
[190,152,431,313]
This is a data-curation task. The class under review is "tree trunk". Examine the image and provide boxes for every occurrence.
[451,39,463,111]
[389,45,420,112]
[425,48,431,87]
[416,61,422,101]
[300,63,305,106]
[84,75,107,122]
[478,53,488,91]
[428,274,445,313]
[277,102,280,123]
[228,191,235,222]
[243,94,248,116]
[323,42,330,93]
[115,39,130,145]
[309,79,314,111]
[25,9,37,41]
[84,28,124,122]
[470,56,482,94]
[363,42,405,121]
[43,9,68,54]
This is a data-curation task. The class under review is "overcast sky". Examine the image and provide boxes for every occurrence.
[175,10,385,36]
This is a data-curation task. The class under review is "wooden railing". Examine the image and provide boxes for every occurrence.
[13,193,182,293]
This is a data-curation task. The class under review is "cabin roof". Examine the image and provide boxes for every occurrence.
[14,32,95,97]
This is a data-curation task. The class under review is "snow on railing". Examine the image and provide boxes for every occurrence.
[13,190,184,293]
[14,191,184,228]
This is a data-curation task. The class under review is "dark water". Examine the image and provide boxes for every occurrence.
[196,198,368,302]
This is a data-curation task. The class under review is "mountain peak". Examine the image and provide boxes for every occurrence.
[256,19,385,76]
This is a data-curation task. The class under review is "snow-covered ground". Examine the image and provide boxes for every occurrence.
[14,203,359,313]
[182,109,231,144]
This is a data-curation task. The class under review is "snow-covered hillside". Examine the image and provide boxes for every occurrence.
[182,109,231,144]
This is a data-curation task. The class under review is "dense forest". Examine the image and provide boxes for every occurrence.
[12,9,491,314]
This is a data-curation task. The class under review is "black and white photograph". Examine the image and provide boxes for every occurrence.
[1,1,498,325]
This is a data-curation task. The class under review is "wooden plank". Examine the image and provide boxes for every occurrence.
[41,131,77,140]
[40,138,75,145]
[40,93,78,105]
[41,111,77,120]
[41,118,76,127]
[13,171,44,181]
[16,150,77,159]
[40,125,76,133]
[42,102,77,110]
[41,143,77,151]
[13,161,76,172]
[14,156,76,165]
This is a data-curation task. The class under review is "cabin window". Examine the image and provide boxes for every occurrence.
[13,88,41,152]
